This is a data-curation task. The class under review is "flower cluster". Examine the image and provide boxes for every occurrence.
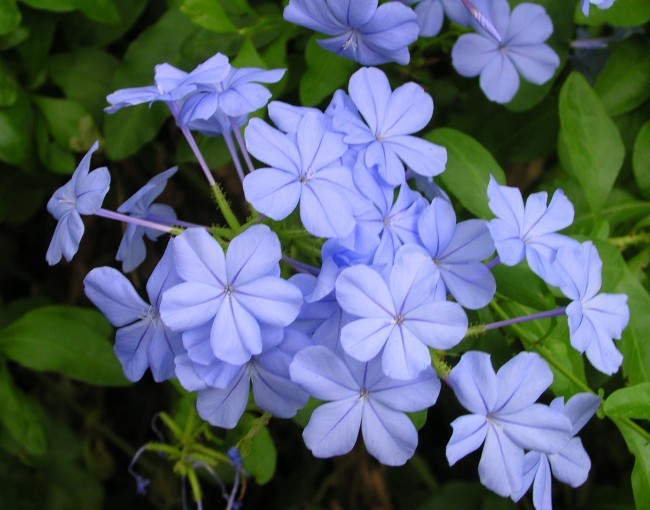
[44,1,628,508]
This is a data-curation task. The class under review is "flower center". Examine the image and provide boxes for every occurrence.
[224,284,235,297]
[392,314,406,326]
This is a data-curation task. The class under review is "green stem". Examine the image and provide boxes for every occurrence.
[609,231,650,250]
[619,416,650,444]
[211,184,241,231]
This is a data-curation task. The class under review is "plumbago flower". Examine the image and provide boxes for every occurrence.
[159,226,303,365]
[283,0,419,65]
[335,247,467,380]
[486,176,576,287]
[84,242,183,382]
[554,241,629,375]
[46,141,110,265]
[333,67,447,185]
[399,0,445,37]
[512,393,601,510]
[290,345,440,465]
[416,197,496,309]
[243,110,360,238]
[446,351,573,498]
[451,0,560,103]
[115,166,178,272]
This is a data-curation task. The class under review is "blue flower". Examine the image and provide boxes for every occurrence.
[511,393,600,510]
[451,0,560,103]
[335,247,467,380]
[417,197,496,309]
[446,351,572,498]
[116,167,178,272]
[46,141,110,265]
[178,66,285,127]
[486,176,576,286]
[283,0,419,65]
[290,345,440,465]
[83,242,184,382]
[554,241,629,375]
[185,329,311,428]
[243,111,359,238]
[333,67,447,185]
[159,226,303,365]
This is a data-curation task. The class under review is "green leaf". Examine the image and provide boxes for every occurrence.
[0,169,46,224]
[232,36,266,68]
[299,35,357,107]
[493,264,556,311]
[33,97,95,155]
[423,128,506,218]
[0,90,31,165]
[238,415,276,485]
[0,0,20,36]
[594,38,650,116]
[0,306,129,387]
[559,72,625,212]
[0,59,18,107]
[605,384,650,421]
[48,47,121,123]
[75,0,120,24]
[616,267,650,384]
[18,0,76,12]
[576,0,650,26]
[181,0,238,32]
[613,418,650,509]
[633,121,650,199]
[407,409,428,431]
[0,362,48,457]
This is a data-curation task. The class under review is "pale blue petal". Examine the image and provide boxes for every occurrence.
[370,366,440,412]
[300,179,356,238]
[531,454,553,510]
[243,167,302,220]
[341,318,392,362]
[559,393,601,434]
[336,265,394,317]
[211,297,262,364]
[387,135,447,177]
[382,326,431,380]
[236,277,303,326]
[361,399,418,466]
[548,437,591,487]
[252,363,309,418]
[479,51,520,104]
[172,228,226,286]
[380,82,432,137]
[303,398,363,458]
[417,198,456,257]
[439,262,496,310]
[495,352,552,413]
[147,325,184,382]
[452,33,497,77]
[348,67,392,135]
[114,320,154,382]
[290,346,359,400]
[508,43,559,85]
[75,167,111,214]
[442,219,495,263]
[196,366,251,428]
[404,301,468,349]
[448,351,498,414]
[479,424,524,497]
[83,266,148,326]
[507,3,554,44]
[159,282,221,332]
[226,225,281,284]
[446,414,488,465]
[500,404,572,453]
[244,118,301,173]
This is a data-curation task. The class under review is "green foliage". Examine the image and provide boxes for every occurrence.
[424,128,506,218]
[559,72,625,213]
[0,307,129,386]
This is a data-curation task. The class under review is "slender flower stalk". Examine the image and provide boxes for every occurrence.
[465,306,567,338]
[460,0,502,43]
[95,208,175,233]
[485,255,500,270]
[144,214,207,230]
[282,254,320,275]
[180,125,217,187]
[222,129,246,183]
[230,117,256,174]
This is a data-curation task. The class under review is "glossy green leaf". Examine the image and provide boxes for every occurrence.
[0,306,129,387]
[239,415,276,485]
[33,96,94,153]
[48,47,121,122]
[75,0,120,24]
[594,38,650,116]
[613,418,650,509]
[559,72,625,212]
[0,0,20,36]
[0,60,18,107]
[493,264,556,311]
[617,267,650,384]
[424,128,506,218]
[0,91,31,165]
[299,35,357,107]
[181,0,238,32]
[605,383,650,421]
[0,362,48,457]
[633,121,650,198]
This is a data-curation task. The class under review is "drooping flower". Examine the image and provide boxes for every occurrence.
[159,226,303,365]
[451,0,560,103]
[83,241,184,382]
[334,67,447,185]
[283,0,419,65]
[290,345,440,465]
[486,176,576,286]
[335,247,467,380]
[446,351,572,498]
[178,66,286,127]
[116,166,178,272]
[243,111,360,238]
[554,241,629,375]
[46,141,110,265]
[416,197,496,309]
[511,393,601,510]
